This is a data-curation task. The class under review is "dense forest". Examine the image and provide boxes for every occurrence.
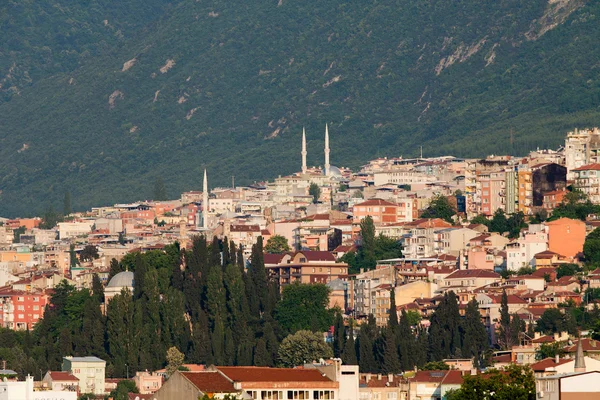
[2,0,600,215]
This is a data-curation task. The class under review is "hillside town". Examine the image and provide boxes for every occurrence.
[3,126,600,399]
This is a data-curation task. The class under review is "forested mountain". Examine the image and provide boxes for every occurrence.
[2,0,600,216]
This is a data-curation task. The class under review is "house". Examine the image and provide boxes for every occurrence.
[536,371,600,400]
[359,373,408,400]
[153,370,240,400]
[0,375,77,400]
[215,366,340,400]
[440,270,501,293]
[62,356,106,395]
[531,356,600,378]
[544,218,586,259]
[42,371,79,392]
[134,371,163,394]
[265,251,348,287]
[407,370,464,400]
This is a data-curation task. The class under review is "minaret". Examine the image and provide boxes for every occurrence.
[202,169,209,230]
[324,124,330,176]
[302,127,307,174]
[574,334,586,373]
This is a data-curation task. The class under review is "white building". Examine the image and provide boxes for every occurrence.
[61,356,106,395]
[57,222,94,240]
[0,375,76,400]
[564,127,600,179]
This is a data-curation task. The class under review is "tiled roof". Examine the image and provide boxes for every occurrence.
[263,253,287,265]
[572,163,600,171]
[445,270,500,279]
[181,371,237,393]
[564,338,600,353]
[296,251,336,262]
[217,367,333,382]
[530,358,572,371]
[48,371,79,381]
[359,374,404,387]
[354,199,398,207]
[409,370,464,385]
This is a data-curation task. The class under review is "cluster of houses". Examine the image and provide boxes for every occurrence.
[2,127,600,397]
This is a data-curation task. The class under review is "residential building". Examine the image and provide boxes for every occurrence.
[543,190,567,212]
[536,371,600,400]
[42,371,79,392]
[352,199,399,225]
[134,371,163,394]
[518,163,567,215]
[564,127,600,179]
[545,218,586,259]
[0,375,77,400]
[265,251,348,287]
[153,370,239,400]
[0,287,48,330]
[572,163,600,203]
[62,356,106,395]
[407,370,464,400]
[358,373,408,400]
[440,270,501,293]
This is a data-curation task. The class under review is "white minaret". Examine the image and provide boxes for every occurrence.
[324,124,330,176]
[202,168,209,230]
[302,127,307,174]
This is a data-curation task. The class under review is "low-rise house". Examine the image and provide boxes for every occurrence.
[42,371,79,392]
[536,371,600,400]
[153,370,240,400]
[359,373,408,400]
[407,370,464,400]
[134,371,163,394]
[440,270,501,293]
[0,375,76,400]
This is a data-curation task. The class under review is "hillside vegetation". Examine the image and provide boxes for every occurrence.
[1,0,600,216]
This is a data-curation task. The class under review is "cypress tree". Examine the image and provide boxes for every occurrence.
[388,289,398,332]
[498,289,512,349]
[212,313,225,365]
[342,328,358,365]
[333,312,345,357]
[357,325,376,372]
[171,258,184,291]
[381,328,401,374]
[262,322,278,367]
[230,241,237,268]
[236,324,254,366]
[461,299,489,368]
[133,254,148,300]
[253,338,270,366]
[210,236,222,268]
[222,236,231,268]
[108,258,122,280]
[224,327,235,365]
[397,310,414,371]
[91,274,104,301]
[206,265,226,328]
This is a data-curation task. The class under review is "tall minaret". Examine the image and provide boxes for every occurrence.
[324,124,330,176]
[202,169,209,230]
[302,127,307,174]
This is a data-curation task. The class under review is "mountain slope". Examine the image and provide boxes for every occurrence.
[1,0,600,216]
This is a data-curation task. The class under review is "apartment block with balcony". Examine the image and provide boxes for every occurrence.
[62,356,106,395]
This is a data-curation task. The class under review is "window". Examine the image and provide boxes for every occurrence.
[17,305,24,311]
[387,393,397,399]
[33,305,39,311]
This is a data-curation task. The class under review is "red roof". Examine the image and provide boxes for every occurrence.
[409,370,464,385]
[296,251,336,262]
[359,374,404,387]
[565,338,600,353]
[217,367,333,382]
[263,253,287,265]
[445,270,501,279]
[181,371,237,393]
[530,357,572,371]
[354,199,398,207]
[48,371,79,381]
[573,163,600,171]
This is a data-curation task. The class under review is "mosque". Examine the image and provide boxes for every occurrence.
[104,270,134,304]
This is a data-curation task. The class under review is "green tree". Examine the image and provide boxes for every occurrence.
[420,195,456,223]
[357,322,377,372]
[497,290,512,350]
[470,214,490,226]
[309,183,321,204]
[536,342,565,361]
[165,346,185,378]
[278,330,333,368]
[108,380,138,400]
[381,328,401,373]
[536,308,568,334]
[461,300,489,368]
[420,361,450,371]
[69,244,79,270]
[12,226,25,243]
[264,235,291,254]
[79,244,99,262]
[341,325,357,365]
[333,311,345,358]
[556,263,580,279]
[39,206,62,229]
[446,364,535,400]
[275,283,334,334]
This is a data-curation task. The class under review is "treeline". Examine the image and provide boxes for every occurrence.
[336,291,491,373]
[0,237,337,378]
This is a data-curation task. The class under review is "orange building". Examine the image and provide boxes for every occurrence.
[265,251,348,287]
[543,190,567,212]
[353,199,399,225]
[545,218,586,259]
[6,218,41,230]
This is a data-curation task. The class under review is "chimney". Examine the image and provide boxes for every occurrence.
[388,373,393,382]
[2,360,5,370]
[554,332,559,342]
[365,373,371,383]
[377,374,382,380]
[555,355,559,364]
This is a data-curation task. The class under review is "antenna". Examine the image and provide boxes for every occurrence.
[232,176,235,189]
[420,146,423,159]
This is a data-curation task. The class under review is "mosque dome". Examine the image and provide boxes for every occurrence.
[323,165,343,178]
[107,271,134,288]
